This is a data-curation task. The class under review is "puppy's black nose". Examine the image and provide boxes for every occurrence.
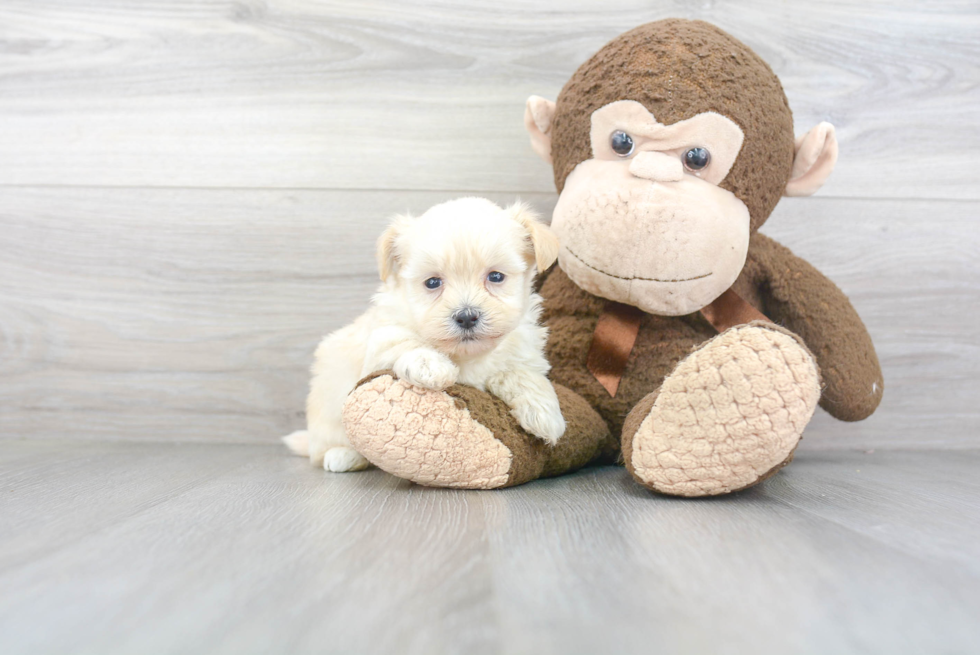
[453,308,481,331]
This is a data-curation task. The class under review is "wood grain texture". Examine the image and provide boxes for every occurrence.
[0,0,977,198]
[0,3,976,447]
[1,441,979,655]
[1,187,977,447]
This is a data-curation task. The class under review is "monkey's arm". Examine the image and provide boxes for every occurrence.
[741,233,883,421]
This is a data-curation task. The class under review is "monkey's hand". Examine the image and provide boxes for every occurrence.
[749,233,883,421]
[487,370,566,445]
[393,348,459,391]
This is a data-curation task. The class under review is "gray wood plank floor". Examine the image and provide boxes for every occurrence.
[1,441,978,655]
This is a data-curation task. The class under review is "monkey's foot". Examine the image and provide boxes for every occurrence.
[342,372,612,489]
[622,323,821,497]
[342,373,513,488]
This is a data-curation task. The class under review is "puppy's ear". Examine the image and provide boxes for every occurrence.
[377,214,410,281]
[506,202,559,273]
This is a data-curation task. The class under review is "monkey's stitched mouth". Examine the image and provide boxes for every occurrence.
[563,246,712,283]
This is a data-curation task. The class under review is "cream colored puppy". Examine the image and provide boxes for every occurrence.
[283,197,565,472]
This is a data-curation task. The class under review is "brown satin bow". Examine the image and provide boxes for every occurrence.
[585,302,644,397]
[586,288,771,397]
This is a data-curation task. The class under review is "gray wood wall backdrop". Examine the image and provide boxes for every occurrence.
[0,0,977,449]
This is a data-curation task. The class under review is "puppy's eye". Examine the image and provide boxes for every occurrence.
[487,271,505,284]
[424,277,442,290]
[610,130,634,157]
[683,147,711,171]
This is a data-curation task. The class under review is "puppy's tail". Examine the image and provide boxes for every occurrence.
[282,430,310,457]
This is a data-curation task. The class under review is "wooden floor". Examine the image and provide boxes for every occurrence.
[1,1,979,653]
[1,441,979,655]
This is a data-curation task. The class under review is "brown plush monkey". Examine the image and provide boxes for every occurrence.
[342,19,883,497]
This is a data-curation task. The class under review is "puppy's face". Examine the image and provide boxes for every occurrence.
[378,198,559,358]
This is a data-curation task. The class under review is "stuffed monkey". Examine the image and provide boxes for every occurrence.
[341,19,883,496]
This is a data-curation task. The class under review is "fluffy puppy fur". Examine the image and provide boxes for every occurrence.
[283,197,564,472]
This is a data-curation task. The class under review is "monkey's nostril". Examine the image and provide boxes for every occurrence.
[453,309,481,331]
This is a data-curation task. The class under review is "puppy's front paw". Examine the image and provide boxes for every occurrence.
[323,447,370,472]
[394,348,459,390]
[512,398,566,446]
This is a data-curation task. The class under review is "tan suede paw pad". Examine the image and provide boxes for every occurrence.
[342,375,512,489]
[631,324,821,497]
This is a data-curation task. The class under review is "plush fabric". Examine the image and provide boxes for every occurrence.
[550,18,795,232]
[622,322,821,497]
[742,234,883,421]
[454,380,617,485]
[552,160,752,315]
[343,371,616,489]
[786,122,839,197]
[590,101,745,186]
[343,372,513,489]
[342,18,882,497]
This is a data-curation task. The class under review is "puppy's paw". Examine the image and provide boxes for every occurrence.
[512,398,566,446]
[323,447,370,473]
[394,348,459,391]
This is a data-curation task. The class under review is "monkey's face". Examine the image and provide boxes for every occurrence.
[551,101,750,316]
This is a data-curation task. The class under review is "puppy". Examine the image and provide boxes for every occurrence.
[283,197,566,472]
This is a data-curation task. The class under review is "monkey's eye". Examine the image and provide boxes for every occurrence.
[610,131,635,157]
[683,147,711,171]
[424,277,442,290]
[487,271,505,284]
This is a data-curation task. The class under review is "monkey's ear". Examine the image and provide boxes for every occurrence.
[784,122,839,197]
[376,214,410,281]
[524,96,557,165]
[507,202,559,273]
